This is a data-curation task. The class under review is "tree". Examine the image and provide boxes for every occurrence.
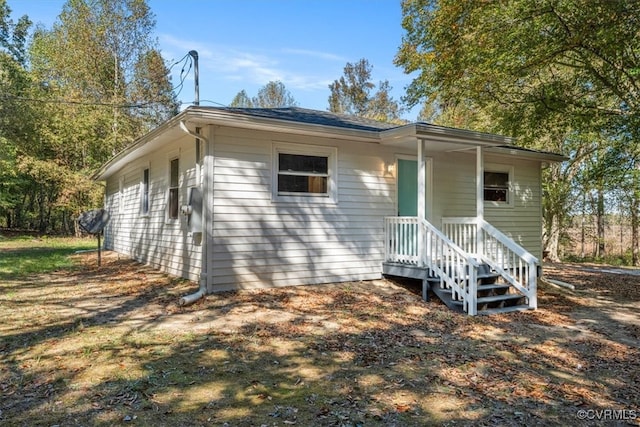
[0,0,36,228]
[394,0,640,260]
[252,81,297,108]
[229,89,254,108]
[328,58,404,122]
[0,0,178,233]
[131,49,179,129]
[30,0,178,158]
[395,0,640,126]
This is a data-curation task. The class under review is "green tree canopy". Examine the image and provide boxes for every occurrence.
[252,80,297,108]
[394,0,640,261]
[328,58,404,122]
[0,0,178,233]
[229,89,254,108]
[395,0,640,134]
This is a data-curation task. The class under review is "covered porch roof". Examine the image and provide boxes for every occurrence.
[380,123,566,162]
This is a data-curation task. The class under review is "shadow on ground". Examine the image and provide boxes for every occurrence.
[0,252,638,426]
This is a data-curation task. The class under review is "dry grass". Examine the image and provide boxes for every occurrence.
[0,246,639,426]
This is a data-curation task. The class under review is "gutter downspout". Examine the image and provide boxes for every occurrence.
[178,119,210,306]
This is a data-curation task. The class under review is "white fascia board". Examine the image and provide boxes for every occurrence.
[484,146,568,163]
[380,123,512,147]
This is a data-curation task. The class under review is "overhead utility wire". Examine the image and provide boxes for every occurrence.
[0,93,165,108]
[2,52,227,109]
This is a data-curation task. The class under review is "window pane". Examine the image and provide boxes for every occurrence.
[484,171,509,202]
[279,153,328,173]
[484,188,508,202]
[484,172,508,187]
[278,175,327,193]
[170,159,179,187]
[142,169,149,214]
[168,188,179,218]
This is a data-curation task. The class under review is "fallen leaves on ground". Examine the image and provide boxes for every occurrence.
[0,251,638,426]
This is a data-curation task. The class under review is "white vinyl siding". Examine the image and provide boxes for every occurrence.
[102,133,202,282]
[483,156,543,259]
[102,120,546,291]
[430,151,542,259]
[208,126,397,291]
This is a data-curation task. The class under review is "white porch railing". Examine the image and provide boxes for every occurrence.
[385,217,480,315]
[442,217,538,309]
[384,217,419,265]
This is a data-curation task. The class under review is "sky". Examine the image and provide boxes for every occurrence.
[7,0,420,119]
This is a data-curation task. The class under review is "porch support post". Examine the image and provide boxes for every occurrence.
[476,146,484,257]
[417,138,426,267]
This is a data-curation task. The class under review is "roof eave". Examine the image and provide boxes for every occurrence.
[185,107,383,141]
[380,123,514,147]
[484,146,568,162]
[93,108,385,181]
[92,110,191,181]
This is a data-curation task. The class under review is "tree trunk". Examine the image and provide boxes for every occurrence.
[544,213,562,262]
[632,194,639,266]
[596,187,605,258]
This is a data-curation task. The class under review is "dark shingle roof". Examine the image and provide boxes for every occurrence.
[212,107,402,132]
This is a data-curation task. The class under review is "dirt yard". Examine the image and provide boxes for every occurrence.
[1,251,638,426]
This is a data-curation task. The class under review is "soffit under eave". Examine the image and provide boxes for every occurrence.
[92,124,186,181]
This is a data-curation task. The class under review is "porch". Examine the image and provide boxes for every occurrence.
[382,216,539,315]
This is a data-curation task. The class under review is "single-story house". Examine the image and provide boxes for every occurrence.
[93,106,565,315]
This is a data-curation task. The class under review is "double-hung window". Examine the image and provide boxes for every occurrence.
[484,164,513,207]
[168,158,179,219]
[140,168,150,215]
[273,143,337,203]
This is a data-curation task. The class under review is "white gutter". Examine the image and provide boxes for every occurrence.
[178,120,210,306]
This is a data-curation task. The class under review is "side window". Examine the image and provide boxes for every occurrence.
[272,143,337,203]
[118,176,125,214]
[168,158,179,220]
[141,168,150,215]
[484,164,514,207]
[484,171,509,202]
[278,153,329,195]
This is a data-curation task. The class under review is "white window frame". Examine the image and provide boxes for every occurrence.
[272,142,338,204]
[167,156,180,222]
[118,176,125,214]
[484,163,514,208]
[140,167,150,216]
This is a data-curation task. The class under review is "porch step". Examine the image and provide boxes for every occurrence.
[477,305,534,315]
[477,283,511,294]
[476,294,524,305]
[382,261,532,315]
[449,293,526,312]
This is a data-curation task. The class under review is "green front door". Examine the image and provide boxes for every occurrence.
[397,159,418,216]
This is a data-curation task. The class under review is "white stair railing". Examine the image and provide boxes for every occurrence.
[442,217,539,309]
[385,217,480,315]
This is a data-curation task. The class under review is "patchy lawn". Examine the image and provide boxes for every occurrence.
[0,246,638,426]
